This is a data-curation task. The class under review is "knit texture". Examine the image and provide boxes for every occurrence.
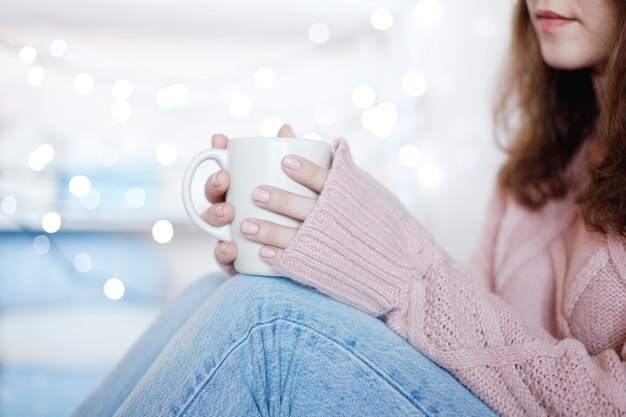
[272,137,626,417]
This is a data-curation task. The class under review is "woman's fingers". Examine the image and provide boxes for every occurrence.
[204,134,231,203]
[281,155,329,194]
[275,124,328,194]
[258,245,284,264]
[204,170,231,204]
[201,202,235,227]
[277,124,296,138]
[240,218,297,249]
[251,186,317,221]
[206,134,238,268]
[211,133,228,149]
[214,240,238,265]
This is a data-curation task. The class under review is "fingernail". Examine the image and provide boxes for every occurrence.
[220,243,229,255]
[211,173,220,188]
[215,204,224,217]
[283,156,301,170]
[241,220,259,235]
[260,246,276,258]
[252,187,270,203]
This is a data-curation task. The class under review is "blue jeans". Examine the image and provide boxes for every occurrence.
[72,274,497,417]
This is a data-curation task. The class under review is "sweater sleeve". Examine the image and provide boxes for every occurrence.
[467,185,507,293]
[272,137,626,417]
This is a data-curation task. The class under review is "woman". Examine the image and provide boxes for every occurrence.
[73,0,625,415]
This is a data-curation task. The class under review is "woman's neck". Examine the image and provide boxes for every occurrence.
[591,67,606,104]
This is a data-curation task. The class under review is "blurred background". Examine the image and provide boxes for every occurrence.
[0,0,514,415]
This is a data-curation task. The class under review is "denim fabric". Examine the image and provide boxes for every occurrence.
[72,274,497,417]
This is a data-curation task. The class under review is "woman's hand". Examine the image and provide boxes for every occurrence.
[204,124,329,270]
[241,126,329,265]
[203,132,238,273]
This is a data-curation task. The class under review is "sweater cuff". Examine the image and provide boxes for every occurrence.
[273,137,420,317]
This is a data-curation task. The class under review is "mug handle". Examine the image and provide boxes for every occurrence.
[181,148,232,241]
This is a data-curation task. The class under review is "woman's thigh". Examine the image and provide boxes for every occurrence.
[72,273,229,417]
[112,274,496,417]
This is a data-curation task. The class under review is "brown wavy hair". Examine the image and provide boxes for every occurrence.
[495,0,626,236]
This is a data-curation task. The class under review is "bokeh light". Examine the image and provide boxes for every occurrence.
[27,66,45,87]
[402,71,427,97]
[417,160,443,188]
[170,84,190,107]
[28,143,55,171]
[49,39,67,58]
[1,196,17,216]
[37,144,54,164]
[414,0,443,30]
[352,85,376,109]
[308,23,330,44]
[41,212,61,233]
[360,101,398,138]
[28,151,46,172]
[32,235,50,255]
[73,253,93,273]
[371,9,394,31]
[253,67,276,89]
[156,84,189,109]
[156,87,173,109]
[103,278,125,300]
[398,144,422,167]
[125,186,146,208]
[152,220,174,244]
[228,93,253,119]
[69,175,92,198]
[19,46,37,64]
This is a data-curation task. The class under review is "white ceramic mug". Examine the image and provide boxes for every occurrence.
[182,137,332,276]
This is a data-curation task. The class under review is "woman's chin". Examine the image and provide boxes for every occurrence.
[540,49,602,71]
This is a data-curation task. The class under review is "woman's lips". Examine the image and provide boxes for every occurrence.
[535,9,576,32]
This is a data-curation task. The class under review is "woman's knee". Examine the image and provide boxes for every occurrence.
[210,274,377,344]
[212,274,318,324]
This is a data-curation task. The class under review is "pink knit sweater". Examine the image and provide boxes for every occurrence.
[267,138,626,416]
